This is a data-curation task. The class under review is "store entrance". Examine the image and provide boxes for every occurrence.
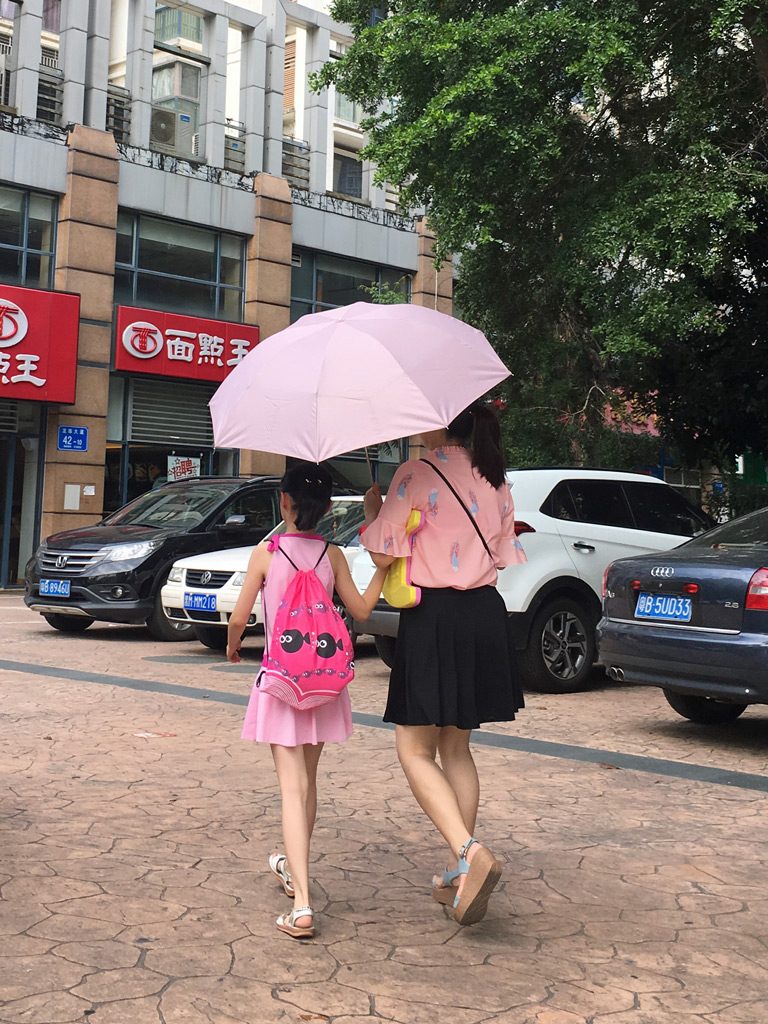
[0,433,38,587]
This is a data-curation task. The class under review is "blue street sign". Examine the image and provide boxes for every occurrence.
[57,426,89,452]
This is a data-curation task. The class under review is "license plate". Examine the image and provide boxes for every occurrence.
[184,592,217,612]
[39,578,71,597]
[635,592,692,623]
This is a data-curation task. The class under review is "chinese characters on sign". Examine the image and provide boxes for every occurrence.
[115,307,260,383]
[0,285,81,403]
[167,455,201,481]
[57,426,89,452]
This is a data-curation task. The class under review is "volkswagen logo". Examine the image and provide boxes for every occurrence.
[650,566,675,578]
[200,570,212,586]
[55,555,68,569]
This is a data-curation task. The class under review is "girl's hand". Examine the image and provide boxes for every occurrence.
[227,638,242,663]
[364,483,383,522]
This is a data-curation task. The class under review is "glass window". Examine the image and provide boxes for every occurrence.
[0,185,56,288]
[565,480,634,528]
[333,151,363,198]
[291,249,411,319]
[688,508,768,549]
[541,481,579,521]
[105,481,236,527]
[215,489,276,533]
[622,482,711,537]
[0,189,23,248]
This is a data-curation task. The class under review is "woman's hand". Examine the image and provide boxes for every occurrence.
[226,637,242,663]
[364,483,383,523]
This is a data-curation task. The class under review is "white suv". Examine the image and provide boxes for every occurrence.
[351,469,712,693]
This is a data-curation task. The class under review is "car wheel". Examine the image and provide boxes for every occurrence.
[374,634,397,668]
[520,597,596,693]
[146,585,195,642]
[663,690,747,725]
[194,624,229,651]
[42,613,94,633]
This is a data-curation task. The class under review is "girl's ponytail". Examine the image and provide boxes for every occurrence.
[447,402,506,489]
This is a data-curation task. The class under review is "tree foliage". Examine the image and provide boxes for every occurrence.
[318,1,768,467]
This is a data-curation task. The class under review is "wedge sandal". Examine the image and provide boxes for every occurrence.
[452,837,502,926]
[431,865,461,906]
[268,853,295,898]
[276,906,315,940]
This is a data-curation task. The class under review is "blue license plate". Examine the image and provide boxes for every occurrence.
[635,592,692,623]
[40,578,71,597]
[184,592,217,612]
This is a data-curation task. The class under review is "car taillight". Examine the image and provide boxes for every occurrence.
[515,521,535,536]
[602,562,614,598]
[630,579,641,591]
[746,567,768,610]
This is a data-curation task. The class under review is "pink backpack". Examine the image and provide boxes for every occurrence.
[257,540,355,709]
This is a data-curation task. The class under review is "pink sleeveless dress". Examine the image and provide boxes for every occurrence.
[241,534,353,747]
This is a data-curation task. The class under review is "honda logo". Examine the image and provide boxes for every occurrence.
[55,555,68,569]
[650,566,675,578]
[200,570,212,585]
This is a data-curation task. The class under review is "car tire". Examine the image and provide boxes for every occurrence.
[663,690,747,725]
[146,585,195,642]
[194,624,229,651]
[42,613,94,633]
[520,597,596,694]
[374,634,397,668]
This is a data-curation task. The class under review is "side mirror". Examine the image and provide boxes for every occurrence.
[223,514,247,529]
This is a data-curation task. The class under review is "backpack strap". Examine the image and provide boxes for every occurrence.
[421,460,495,564]
[275,536,330,572]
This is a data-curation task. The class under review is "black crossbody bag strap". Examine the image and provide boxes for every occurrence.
[421,460,495,564]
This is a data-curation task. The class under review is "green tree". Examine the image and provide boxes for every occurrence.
[317,1,768,467]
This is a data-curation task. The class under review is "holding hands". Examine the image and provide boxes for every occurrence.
[364,483,383,524]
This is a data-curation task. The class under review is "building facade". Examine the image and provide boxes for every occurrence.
[0,0,453,587]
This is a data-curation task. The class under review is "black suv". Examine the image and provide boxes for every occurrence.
[24,477,282,640]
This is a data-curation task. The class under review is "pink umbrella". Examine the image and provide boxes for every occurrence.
[210,302,510,463]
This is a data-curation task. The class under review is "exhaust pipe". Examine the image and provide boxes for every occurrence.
[608,666,625,682]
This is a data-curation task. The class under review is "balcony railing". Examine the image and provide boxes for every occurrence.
[107,84,132,145]
[282,137,310,189]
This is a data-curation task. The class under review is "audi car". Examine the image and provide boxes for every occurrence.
[598,506,768,723]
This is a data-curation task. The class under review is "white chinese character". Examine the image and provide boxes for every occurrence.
[198,333,224,366]
[11,353,46,387]
[227,338,251,366]
[0,352,11,383]
[165,329,196,363]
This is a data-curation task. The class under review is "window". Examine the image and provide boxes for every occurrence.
[335,91,363,125]
[290,249,411,320]
[115,212,244,320]
[688,507,768,549]
[0,186,56,289]
[333,150,363,199]
[556,480,634,529]
[622,482,711,537]
[215,489,277,533]
[154,5,203,45]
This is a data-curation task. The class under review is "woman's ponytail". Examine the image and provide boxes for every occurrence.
[447,402,506,489]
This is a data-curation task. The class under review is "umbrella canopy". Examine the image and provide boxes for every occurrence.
[210,302,510,463]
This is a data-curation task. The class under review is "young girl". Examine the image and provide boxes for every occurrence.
[227,463,388,940]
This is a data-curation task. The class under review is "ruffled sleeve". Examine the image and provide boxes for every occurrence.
[496,482,527,568]
[362,460,422,559]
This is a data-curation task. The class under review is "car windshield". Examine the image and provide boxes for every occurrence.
[688,507,768,549]
[268,498,365,546]
[103,483,237,529]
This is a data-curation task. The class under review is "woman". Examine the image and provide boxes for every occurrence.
[362,402,526,925]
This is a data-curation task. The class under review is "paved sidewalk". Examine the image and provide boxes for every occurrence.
[2,595,768,1024]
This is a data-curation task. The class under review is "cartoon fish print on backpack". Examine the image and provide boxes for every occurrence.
[316,633,345,659]
[280,630,310,654]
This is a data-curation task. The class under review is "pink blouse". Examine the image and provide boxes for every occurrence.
[362,446,526,590]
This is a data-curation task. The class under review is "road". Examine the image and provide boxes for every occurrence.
[2,591,768,1024]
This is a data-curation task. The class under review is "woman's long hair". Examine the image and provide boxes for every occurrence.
[447,402,506,488]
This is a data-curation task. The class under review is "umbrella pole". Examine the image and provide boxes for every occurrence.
[364,446,375,484]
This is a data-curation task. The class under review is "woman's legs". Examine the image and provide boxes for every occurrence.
[437,727,479,870]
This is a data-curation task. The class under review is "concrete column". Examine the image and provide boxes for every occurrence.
[238,172,293,478]
[43,125,119,537]
[261,0,286,177]
[201,13,227,167]
[59,0,88,126]
[239,23,265,174]
[9,0,42,119]
[305,24,330,193]
[411,219,454,315]
[125,0,156,148]
[85,0,111,130]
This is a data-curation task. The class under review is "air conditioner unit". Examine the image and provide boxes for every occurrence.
[176,111,196,156]
[150,106,177,153]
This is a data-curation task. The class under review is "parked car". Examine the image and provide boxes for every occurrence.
[160,495,366,650]
[24,477,283,640]
[353,468,713,693]
[598,506,768,724]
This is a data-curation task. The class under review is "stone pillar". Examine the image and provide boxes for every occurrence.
[85,0,111,130]
[41,126,119,538]
[240,23,266,173]
[262,0,286,177]
[9,0,42,119]
[201,13,227,167]
[125,0,156,149]
[411,219,453,315]
[59,0,88,126]
[304,24,330,193]
[238,173,293,478]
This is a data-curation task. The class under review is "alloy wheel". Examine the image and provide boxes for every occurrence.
[540,611,588,681]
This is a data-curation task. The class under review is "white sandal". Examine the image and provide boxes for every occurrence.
[268,853,295,898]
[276,906,314,939]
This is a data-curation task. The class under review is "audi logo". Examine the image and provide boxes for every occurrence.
[200,570,212,585]
[55,555,68,569]
[650,566,675,578]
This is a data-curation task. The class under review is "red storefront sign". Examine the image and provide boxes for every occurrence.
[114,307,260,383]
[0,284,80,403]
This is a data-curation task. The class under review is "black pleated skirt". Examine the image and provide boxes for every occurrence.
[384,586,524,730]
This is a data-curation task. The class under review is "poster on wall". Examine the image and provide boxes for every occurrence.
[0,285,80,403]
[167,455,201,482]
[115,306,260,384]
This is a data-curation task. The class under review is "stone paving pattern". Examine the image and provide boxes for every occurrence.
[2,594,768,1024]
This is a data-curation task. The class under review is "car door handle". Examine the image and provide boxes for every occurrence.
[573,541,596,552]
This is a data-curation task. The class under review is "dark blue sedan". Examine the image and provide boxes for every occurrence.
[598,507,768,724]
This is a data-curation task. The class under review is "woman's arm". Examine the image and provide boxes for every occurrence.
[227,543,270,662]
[329,546,389,622]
